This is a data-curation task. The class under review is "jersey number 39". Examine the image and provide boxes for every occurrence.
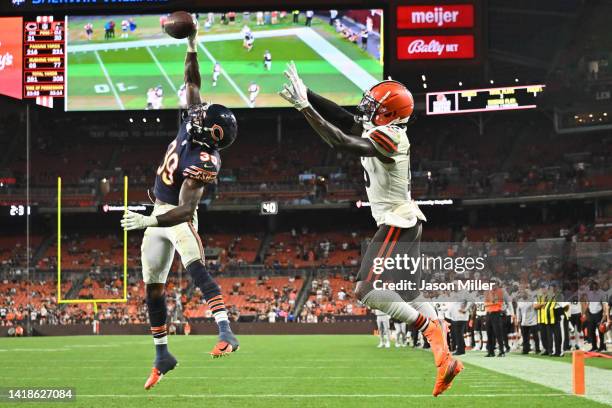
[157,140,178,186]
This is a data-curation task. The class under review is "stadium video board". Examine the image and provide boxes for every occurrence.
[426,84,545,115]
[64,10,383,111]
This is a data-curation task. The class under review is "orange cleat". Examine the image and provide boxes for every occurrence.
[143,354,177,390]
[144,367,164,390]
[422,319,463,396]
[210,340,239,358]
[423,319,451,366]
[433,357,464,397]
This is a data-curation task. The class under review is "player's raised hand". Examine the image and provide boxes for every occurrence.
[279,61,309,110]
[121,210,158,231]
[187,17,199,52]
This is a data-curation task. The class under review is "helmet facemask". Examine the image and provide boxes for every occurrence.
[357,89,392,126]
[184,103,214,147]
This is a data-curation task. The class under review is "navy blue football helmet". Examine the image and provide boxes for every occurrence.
[184,103,237,151]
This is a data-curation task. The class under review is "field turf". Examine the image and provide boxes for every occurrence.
[1,335,609,407]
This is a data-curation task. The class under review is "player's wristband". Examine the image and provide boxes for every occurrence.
[144,215,159,228]
[187,38,198,53]
[295,100,311,111]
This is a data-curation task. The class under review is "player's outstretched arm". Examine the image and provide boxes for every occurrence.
[301,105,390,160]
[121,178,204,230]
[185,28,202,106]
[280,62,389,161]
[307,89,363,136]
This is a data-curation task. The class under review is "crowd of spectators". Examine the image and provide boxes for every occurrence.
[1,218,609,328]
[265,227,363,269]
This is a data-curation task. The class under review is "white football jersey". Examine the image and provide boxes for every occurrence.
[360,124,426,228]
[474,301,487,317]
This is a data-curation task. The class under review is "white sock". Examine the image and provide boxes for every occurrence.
[362,289,419,325]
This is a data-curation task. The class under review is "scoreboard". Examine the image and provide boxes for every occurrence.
[426,84,545,115]
[23,16,65,105]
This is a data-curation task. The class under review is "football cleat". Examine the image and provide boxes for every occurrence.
[433,357,464,397]
[144,367,164,390]
[144,354,178,390]
[210,332,240,358]
[423,319,452,367]
[210,340,238,358]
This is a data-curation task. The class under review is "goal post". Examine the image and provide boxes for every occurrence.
[56,176,129,306]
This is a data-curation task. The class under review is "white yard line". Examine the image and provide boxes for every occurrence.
[146,46,177,92]
[69,28,303,53]
[68,27,378,92]
[76,393,576,399]
[94,50,124,110]
[197,42,251,107]
[461,352,612,406]
[295,28,378,90]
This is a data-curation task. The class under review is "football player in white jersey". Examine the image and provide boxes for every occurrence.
[279,62,462,397]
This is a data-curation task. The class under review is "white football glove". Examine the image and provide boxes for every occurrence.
[279,61,310,110]
[121,210,158,231]
[187,17,200,52]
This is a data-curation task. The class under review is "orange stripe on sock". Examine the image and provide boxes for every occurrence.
[151,325,167,333]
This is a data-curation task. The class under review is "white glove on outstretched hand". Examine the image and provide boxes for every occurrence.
[279,61,310,110]
[187,17,200,52]
[121,210,158,231]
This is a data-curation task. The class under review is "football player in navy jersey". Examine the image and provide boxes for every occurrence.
[121,26,239,390]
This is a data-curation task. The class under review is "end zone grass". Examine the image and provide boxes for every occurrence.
[1,335,608,407]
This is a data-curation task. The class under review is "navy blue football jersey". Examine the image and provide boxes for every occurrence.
[153,121,221,205]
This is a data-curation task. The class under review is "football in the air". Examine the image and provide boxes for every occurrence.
[163,11,196,39]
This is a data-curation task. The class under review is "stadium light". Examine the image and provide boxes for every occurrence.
[423,83,427,89]
[515,78,519,82]
[458,81,463,86]
[490,80,494,84]
[143,118,147,123]
[156,118,161,123]
[129,118,133,123]
[421,74,426,81]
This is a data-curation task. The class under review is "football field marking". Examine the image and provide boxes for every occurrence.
[146,46,177,92]
[461,352,612,406]
[94,50,125,110]
[197,42,251,107]
[294,28,378,90]
[56,176,128,305]
[75,393,581,399]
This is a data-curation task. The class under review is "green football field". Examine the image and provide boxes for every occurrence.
[1,335,610,407]
[66,15,382,111]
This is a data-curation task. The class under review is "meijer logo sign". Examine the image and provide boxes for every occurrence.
[397,4,474,29]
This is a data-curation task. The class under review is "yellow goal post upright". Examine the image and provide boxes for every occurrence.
[56,176,129,314]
